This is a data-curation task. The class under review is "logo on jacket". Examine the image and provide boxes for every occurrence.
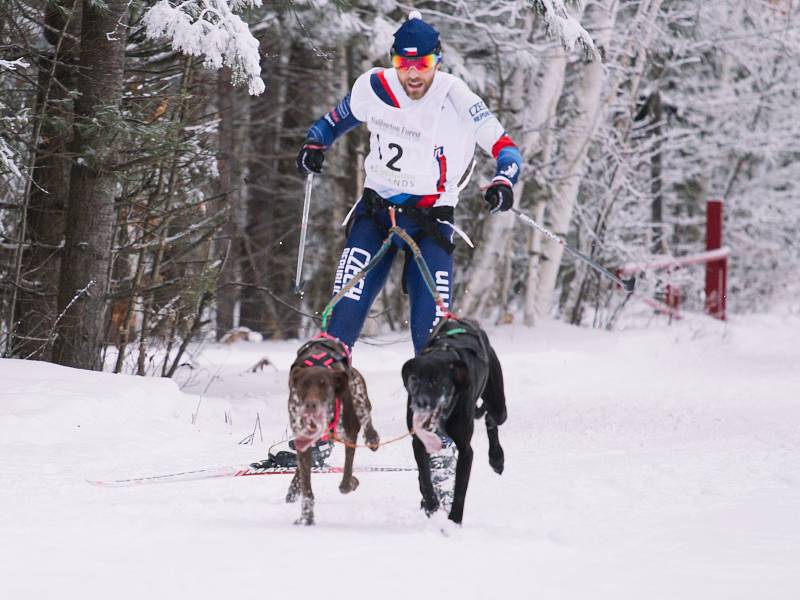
[500,162,519,180]
[469,101,490,123]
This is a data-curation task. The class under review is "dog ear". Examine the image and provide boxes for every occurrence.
[332,370,350,395]
[450,360,468,386]
[289,367,303,390]
[401,358,417,386]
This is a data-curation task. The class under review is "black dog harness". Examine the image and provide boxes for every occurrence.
[423,317,491,401]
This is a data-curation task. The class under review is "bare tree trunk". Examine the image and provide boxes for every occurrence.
[52,0,128,370]
[563,0,666,324]
[521,45,569,325]
[533,0,618,318]
[240,32,291,338]
[649,90,665,254]
[12,1,80,360]
[460,14,539,319]
[215,68,243,338]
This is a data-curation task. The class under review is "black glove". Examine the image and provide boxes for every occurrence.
[484,181,514,213]
[296,142,325,176]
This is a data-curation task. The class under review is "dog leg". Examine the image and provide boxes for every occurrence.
[485,414,505,475]
[482,346,507,425]
[339,408,360,494]
[337,400,360,494]
[412,435,439,515]
[285,472,301,503]
[448,438,474,524]
[339,444,360,494]
[294,448,314,526]
[350,369,380,450]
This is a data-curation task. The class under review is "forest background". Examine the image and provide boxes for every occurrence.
[1,0,798,373]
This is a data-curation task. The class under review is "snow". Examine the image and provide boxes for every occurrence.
[1,312,799,599]
[143,0,266,95]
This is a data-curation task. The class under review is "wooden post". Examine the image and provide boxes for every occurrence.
[705,199,727,320]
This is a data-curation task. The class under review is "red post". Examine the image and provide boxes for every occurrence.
[665,283,680,323]
[665,284,680,312]
[705,199,727,320]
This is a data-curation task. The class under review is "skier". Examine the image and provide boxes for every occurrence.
[296,10,523,356]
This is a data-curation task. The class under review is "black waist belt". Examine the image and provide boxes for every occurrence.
[361,189,455,255]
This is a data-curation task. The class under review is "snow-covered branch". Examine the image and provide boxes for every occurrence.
[0,57,29,178]
[529,0,599,57]
[0,58,30,71]
[142,0,266,95]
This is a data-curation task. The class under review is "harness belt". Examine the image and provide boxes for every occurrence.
[356,189,456,295]
[361,189,456,255]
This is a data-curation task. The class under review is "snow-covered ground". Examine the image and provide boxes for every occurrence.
[1,311,799,599]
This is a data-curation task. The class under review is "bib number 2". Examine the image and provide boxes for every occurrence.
[386,143,403,172]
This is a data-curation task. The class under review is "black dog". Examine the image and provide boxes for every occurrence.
[402,317,507,524]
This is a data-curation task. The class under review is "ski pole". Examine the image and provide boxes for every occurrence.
[294,173,314,295]
[511,208,635,293]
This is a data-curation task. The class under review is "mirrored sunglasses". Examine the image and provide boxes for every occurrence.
[391,52,441,72]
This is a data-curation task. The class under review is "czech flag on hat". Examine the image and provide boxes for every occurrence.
[392,11,440,58]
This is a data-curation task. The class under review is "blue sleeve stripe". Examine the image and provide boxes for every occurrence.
[498,146,522,164]
[306,93,362,146]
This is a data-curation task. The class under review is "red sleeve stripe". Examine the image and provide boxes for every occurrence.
[491,135,517,159]
[376,70,401,108]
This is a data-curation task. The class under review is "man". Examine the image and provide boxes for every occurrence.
[297,11,522,355]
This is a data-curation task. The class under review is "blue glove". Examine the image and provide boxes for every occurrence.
[484,181,513,213]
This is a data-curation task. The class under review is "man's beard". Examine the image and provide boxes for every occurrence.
[402,77,432,100]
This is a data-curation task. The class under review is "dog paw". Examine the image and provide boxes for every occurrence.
[294,515,314,526]
[420,497,440,516]
[364,428,380,451]
[489,446,505,475]
[447,512,464,525]
[339,476,360,494]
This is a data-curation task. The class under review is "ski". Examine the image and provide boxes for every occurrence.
[88,463,417,488]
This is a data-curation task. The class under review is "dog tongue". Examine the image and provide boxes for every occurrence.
[412,413,443,454]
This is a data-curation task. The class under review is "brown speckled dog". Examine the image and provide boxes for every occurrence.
[286,335,379,525]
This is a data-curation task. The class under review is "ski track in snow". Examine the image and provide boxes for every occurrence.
[1,313,799,599]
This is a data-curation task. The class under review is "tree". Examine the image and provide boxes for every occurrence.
[52,0,129,369]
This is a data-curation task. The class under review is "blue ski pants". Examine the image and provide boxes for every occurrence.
[326,194,454,355]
